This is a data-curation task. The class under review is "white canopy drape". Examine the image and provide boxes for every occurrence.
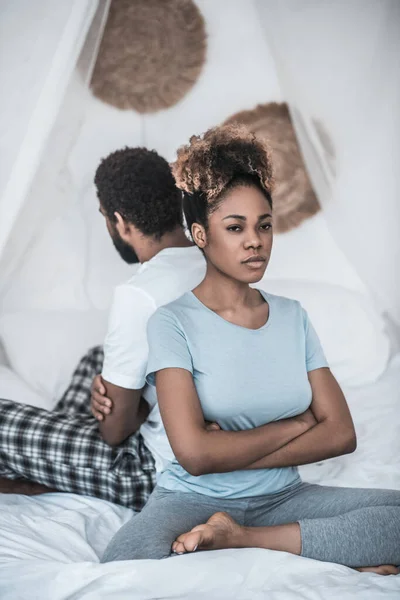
[0,0,108,292]
[1,0,399,333]
[256,0,400,328]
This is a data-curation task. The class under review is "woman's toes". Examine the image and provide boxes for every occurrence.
[172,541,186,555]
[172,512,241,557]
[175,530,203,552]
[378,565,400,575]
[172,533,198,554]
[356,565,400,575]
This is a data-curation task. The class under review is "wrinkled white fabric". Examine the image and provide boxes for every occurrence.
[0,354,399,600]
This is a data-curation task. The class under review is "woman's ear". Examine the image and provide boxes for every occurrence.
[191,223,207,249]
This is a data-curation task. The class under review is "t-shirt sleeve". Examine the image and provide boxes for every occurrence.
[302,308,329,372]
[146,308,193,387]
[101,285,156,389]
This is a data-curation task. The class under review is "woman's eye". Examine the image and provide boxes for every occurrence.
[227,225,242,232]
[260,223,272,231]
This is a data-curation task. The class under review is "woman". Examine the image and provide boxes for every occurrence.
[102,125,400,574]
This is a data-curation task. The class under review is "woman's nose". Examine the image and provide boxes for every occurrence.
[244,235,262,250]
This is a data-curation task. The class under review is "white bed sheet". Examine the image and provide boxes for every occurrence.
[0,354,399,600]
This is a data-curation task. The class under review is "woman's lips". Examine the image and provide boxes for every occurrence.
[242,256,266,269]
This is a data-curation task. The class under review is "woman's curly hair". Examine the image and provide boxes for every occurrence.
[172,124,274,206]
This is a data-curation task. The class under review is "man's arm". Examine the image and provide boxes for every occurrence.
[97,379,149,447]
[245,367,357,469]
[95,285,155,446]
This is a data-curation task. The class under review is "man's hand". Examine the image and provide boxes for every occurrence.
[90,376,222,430]
[91,373,221,429]
[91,375,112,421]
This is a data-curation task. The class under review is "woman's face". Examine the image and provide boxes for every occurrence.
[197,184,273,284]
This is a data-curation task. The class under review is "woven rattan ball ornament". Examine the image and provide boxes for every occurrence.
[225,103,320,233]
[91,0,207,113]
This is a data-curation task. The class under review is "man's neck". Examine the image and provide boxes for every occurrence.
[138,228,194,263]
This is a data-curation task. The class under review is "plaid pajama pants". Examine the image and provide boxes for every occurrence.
[0,347,156,510]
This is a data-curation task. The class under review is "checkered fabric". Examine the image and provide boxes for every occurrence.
[55,345,105,417]
[0,347,156,510]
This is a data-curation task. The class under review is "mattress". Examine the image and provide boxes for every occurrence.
[0,355,399,599]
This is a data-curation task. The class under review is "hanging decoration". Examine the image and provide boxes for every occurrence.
[91,0,207,113]
[225,102,320,233]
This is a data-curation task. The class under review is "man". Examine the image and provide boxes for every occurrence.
[0,147,206,510]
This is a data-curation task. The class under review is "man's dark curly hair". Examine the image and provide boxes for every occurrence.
[94,147,183,239]
[172,124,274,234]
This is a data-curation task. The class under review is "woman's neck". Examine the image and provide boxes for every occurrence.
[194,265,258,312]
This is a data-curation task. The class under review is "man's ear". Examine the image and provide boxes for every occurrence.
[191,223,207,249]
[114,212,131,241]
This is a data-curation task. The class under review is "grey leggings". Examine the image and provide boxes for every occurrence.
[101,481,400,567]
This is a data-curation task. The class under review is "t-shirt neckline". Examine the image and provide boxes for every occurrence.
[188,288,272,332]
[157,245,198,257]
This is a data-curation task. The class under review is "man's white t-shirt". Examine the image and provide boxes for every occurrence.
[101,245,206,472]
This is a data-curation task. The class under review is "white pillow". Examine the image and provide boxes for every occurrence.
[0,365,49,410]
[257,279,391,387]
[0,310,108,405]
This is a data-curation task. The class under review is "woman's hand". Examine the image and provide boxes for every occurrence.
[91,375,113,421]
[246,368,357,470]
[295,408,318,432]
[156,368,323,476]
[205,421,221,431]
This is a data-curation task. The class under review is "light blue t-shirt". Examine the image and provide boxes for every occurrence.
[146,290,328,499]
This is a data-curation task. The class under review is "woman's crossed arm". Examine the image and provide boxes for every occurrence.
[157,368,318,476]
[156,367,356,476]
[245,367,357,470]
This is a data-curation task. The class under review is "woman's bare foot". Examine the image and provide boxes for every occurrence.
[172,512,242,555]
[172,512,301,556]
[356,565,400,576]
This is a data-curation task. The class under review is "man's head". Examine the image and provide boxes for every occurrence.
[94,147,184,263]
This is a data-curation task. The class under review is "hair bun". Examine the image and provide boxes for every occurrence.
[172,124,274,202]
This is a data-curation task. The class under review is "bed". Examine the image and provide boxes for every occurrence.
[0,353,399,599]
[1,1,399,598]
